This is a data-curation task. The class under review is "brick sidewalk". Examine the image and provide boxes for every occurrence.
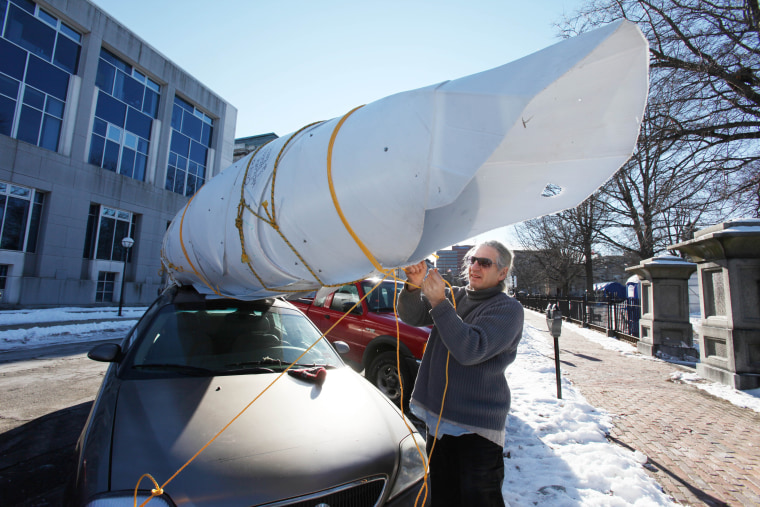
[523,310,760,506]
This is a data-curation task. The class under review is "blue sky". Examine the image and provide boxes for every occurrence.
[90,0,587,138]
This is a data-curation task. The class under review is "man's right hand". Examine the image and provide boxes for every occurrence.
[403,261,428,290]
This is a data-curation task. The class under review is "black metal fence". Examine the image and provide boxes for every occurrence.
[517,294,641,345]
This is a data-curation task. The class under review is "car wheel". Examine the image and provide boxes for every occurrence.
[367,351,411,408]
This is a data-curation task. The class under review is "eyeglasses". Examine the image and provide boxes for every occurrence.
[466,256,495,268]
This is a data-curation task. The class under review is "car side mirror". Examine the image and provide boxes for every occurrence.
[88,343,122,362]
[333,341,350,355]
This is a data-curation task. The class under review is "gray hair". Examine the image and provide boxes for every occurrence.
[459,240,514,279]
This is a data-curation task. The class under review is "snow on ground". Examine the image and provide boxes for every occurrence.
[505,322,678,506]
[2,307,759,505]
[0,307,146,350]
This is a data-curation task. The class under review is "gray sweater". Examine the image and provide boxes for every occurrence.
[398,281,524,441]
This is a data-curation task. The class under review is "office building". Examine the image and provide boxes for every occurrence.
[0,0,237,306]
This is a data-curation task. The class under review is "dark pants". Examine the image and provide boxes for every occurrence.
[426,433,505,507]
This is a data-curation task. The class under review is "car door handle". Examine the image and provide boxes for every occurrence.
[324,314,330,319]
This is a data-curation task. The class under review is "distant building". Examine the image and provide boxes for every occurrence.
[435,245,471,284]
[0,0,237,306]
[234,133,278,162]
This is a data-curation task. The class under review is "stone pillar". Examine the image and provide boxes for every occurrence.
[671,219,760,390]
[625,255,697,360]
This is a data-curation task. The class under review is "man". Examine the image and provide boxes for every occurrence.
[398,241,523,506]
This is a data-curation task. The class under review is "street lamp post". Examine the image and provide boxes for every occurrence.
[118,236,135,317]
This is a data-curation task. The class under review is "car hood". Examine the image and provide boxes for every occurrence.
[110,368,410,506]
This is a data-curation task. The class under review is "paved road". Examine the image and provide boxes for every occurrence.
[0,339,119,506]
[523,309,760,506]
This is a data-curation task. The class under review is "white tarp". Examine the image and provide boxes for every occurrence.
[162,20,649,299]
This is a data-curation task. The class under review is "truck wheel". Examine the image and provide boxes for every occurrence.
[367,351,411,409]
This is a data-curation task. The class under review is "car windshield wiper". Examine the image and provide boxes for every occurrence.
[225,357,284,369]
[132,363,217,376]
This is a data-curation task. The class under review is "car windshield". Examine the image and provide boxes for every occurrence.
[360,280,402,313]
[127,300,343,376]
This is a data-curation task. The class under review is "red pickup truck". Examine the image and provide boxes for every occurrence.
[291,278,431,406]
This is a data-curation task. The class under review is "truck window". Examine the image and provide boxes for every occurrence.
[330,284,360,313]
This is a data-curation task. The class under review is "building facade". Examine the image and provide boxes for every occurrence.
[0,0,237,307]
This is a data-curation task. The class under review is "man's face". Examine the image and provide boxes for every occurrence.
[467,245,508,291]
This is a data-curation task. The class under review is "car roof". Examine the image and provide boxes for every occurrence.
[164,284,286,308]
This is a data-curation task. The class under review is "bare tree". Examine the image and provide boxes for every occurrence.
[514,215,585,296]
[561,0,760,146]
[556,0,760,260]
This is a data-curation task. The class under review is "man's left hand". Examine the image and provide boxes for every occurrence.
[422,268,446,308]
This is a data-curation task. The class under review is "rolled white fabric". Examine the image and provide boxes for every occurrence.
[162,20,649,299]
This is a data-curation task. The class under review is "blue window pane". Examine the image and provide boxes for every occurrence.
[186,174,197,197]
[95,61,115,93]
[92,117,107,136]
[173,168,186,193]
[54,33,80,74]
[119,147,135,177]
[142,88,159,118]
[5,5,55,61]
[39,115,60,151]
[189,141,208,165]
[99,49,130,75]
[11,0,35,14]
[170,131,190,157]
[26,55,69,100]
[134,153,147,181]
[176,155,187,170]
[23,86,44,108]
[45,96,64,117]
[95,91,126,126]
[165,166,176,191]
[181,112,202,142]
[0,195,29,250]
[168,152,177,166]
[113,70,144,109]
[38,9,56,28]
[103,140,120,171]
[174,95,193,112]
[16,105,41,144]
[125,107,152,139]
[0,38,27,80]
[188,161,198,176]
[0,95,16,136]
[0,0,5,29]
[200,122,212,147]
[171,104,182,130]
[89,134,105,166]
[60,23,81,43]
[137,137,148,154]
[0,74,20,99]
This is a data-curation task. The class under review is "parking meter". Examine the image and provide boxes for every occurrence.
[546,304,563,399]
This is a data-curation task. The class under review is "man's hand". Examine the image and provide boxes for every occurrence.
[403,261,428,290]
[421,268,446,308]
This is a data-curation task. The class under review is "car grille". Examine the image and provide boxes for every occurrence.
[259,476,387,507]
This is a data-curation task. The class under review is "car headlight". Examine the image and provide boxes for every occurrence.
[388,432,428,499]
[86,491,175,507]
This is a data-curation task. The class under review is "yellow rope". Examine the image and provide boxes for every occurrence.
[326,105,389,274]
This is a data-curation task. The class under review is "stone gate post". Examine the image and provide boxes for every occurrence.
[625,256,698,360]
[671,219,760,389]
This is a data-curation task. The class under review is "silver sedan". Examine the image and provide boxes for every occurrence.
[66,285,428,506]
